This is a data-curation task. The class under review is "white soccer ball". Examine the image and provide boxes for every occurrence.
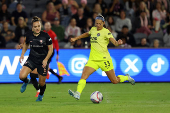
[90,91,103,103]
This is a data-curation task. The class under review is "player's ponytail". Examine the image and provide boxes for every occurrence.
[31,16,41,25]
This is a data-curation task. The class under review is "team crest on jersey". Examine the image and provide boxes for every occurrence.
[97,33,100,37]
[40,40,43,44]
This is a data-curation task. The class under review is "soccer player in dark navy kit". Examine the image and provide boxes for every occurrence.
[19,16,53,101]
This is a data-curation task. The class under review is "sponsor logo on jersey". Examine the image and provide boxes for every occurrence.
[90,37,98,43]
[40,40,43,44]
[108,33,111,35]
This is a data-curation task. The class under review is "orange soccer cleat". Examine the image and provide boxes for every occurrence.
[46,72,50,79]
[35,91,40,97]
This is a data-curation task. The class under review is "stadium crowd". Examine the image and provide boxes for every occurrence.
[0,0,170,49]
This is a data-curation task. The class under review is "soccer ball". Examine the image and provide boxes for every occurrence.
[90,91,103,103]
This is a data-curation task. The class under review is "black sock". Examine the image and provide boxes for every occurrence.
[30,73,39,90]
[39,84,46,95]
[22,77,29,83]
[49,68,61,78]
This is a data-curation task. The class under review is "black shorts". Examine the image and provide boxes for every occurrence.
[23,58,49,76]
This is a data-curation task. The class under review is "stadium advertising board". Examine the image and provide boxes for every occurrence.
[0,49,169,83]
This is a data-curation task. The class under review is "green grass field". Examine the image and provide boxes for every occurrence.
[0,83,170,113]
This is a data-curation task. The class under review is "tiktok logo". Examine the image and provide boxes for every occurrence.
[147,54,169,76]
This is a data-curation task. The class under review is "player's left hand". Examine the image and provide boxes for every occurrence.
[118,39,123,45]
[42,59,48,68]
[56,55,59,61]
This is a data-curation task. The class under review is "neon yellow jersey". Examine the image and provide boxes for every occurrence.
[88,27,114,60]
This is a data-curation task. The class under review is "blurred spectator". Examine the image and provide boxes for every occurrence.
[64,35,74,48]
[125,0,137,16]
[11,3,28,26]
[143,0,155,20]
[0,3,11,24]
[152,2,166,32]
[115,10,132,32]
[14,17,29,43]
[92,12,98,25]
[72,7,87,29]
[68,0,79,15]
[49,0,62,10]
[42,2,60,24]
[74,39,83,48]
[81,17,93,46]
[93,0,108,16]
[0,34,6,48]
[117,25,136,47]
[137,38,149,47]
[109,0,124,16]
[5,30,17,48]
[1,21,11,37]
[107,26,117,39]
[105,16,116,32]
[153,39,159,48]
[135,1,150,18]
[118,35,132,48]
[59,0,72,28]
[65,18,81,41]
[135,11,152,36]
[92,3,102,16]
[157,0,168,10]
[163,25,170,47]
[79,0,90,17]
[51,17,65,44]
[162,12,170,30]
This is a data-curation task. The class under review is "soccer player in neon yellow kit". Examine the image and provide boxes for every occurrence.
[68,15,135,100]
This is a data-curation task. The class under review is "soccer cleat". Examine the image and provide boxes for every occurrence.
[36,95,44,101]
[58,76,63,84]
[46,72,50,79]
[20,79,30,93]
[126,74,135,85]
[35,91,40,97]
[68,89,80,100]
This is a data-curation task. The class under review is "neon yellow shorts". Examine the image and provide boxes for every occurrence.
[85,60,114,72]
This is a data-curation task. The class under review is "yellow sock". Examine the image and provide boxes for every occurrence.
[117,75,128,82]
[77,79,86,94]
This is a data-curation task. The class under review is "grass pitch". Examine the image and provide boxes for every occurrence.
[0,83,170,113]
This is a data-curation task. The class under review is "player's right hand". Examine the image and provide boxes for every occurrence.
[19,56,24,63]
[70,38,77,42]
[16,44,23,50]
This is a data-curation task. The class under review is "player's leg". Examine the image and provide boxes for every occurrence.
[36,64,48,101]
[30,69,40,97]
[103,60,135,85]
[19,66,32,93]
[49,68,63,84]
[68,60,98,100]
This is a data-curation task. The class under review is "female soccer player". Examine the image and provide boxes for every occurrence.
[19,16,53,101]
[68,15,135,100]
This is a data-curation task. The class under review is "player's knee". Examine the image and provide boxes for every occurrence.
[39,81,45,86]
[19,73,26,80]
[111,80,118,84]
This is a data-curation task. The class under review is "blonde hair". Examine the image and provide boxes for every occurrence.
[18,17,27,27]
[93,3,102,14]
[140,1,149,14]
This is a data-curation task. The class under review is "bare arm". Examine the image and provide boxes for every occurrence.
[42,44,53,68]
[19,38,29,63]
[109,38,123,46]
[44,44,53,61]
[70,32,90,42]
